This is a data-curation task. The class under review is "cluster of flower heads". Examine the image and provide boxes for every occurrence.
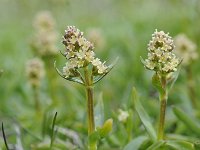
[174,34,198,66]
[62,26,108,78]
[143,29,181,73]
[31,11,58,57]
[26,58,45,87]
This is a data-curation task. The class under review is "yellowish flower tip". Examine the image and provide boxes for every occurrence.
[26,58,45,87]
[62,26,108,78]
[174,34,198,66]
[118,109,129,123]
[31,11,58,56]
[143,29,181,73]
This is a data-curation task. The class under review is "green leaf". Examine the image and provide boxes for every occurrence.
[50,112,58,148]
[94,93,104,127]
[99,118,113,138]
[124,136,148,150]
[147,140,165,150]
[132,87,157,141]
[152,73,164,95]
[173,107,200,135]
[166,69,180,91]
[166,140,195,150]
[166,134,200,143]
[54,61,84,85]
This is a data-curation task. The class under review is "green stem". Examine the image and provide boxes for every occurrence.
[86,86,95,134]
[33,85,41,113]
[84,67,97,150]
[186,67,197,109]
[44,56,58,105]
[158,75,167,140]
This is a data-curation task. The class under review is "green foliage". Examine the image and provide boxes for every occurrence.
[1,0,200,149]
[132,87,157,141]
[173,107,200,135]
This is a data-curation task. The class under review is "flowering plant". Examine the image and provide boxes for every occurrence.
[55,26,116,150]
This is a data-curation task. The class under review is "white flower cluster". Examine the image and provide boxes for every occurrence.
[118,109,129,123]
[31,11,58,56]
[174,34,198,66]
[62,26,108,78]
[143,29,181,73]
[26,58,45,87]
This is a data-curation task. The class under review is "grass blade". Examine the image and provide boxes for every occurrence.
[2,122,9,150]
[132,87,157,141]
[173,106,200,135]
[124,136,148,150]
[50,112,58,148]
[147,140,165,150]
[166,140,195,150]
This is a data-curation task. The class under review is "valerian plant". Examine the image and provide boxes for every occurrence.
[142,29,181,140]
[26,57,45,114]
[55,26,116,150]
[125,30,196,150]
[30,11,59,105]
[174,34,199,109]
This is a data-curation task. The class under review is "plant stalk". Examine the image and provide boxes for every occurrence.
[84,67,97,150]
[158,75,167,140]
[33,85,41,113]
[186,67,197,109]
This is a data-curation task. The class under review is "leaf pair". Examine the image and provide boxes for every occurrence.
[54,57,118,86]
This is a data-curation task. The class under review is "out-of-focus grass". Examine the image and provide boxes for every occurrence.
[0,0,200,149]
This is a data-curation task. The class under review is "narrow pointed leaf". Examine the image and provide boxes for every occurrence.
[124,136,148,150]
[132,87,157,141]
[166,140,195,150]
[93,57,118,84]
[50,112,58,148]
[2,123,9,150]
[54,61,84,85]
[173,107,200,135]
[94,93,104,127]
[147,140,165,150]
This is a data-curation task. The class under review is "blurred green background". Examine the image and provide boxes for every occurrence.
[0,0,200,149]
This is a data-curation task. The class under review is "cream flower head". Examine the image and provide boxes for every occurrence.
[62,26,108,78]
[142,29,181,74]
[174,34,198,66]
[31,11,58,57]
[26,58,45,87]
